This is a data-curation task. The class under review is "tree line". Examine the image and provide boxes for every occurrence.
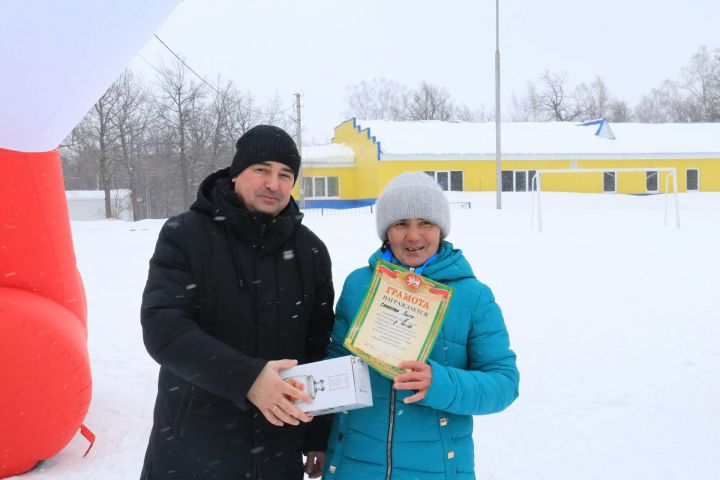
[346,46,720,124]
[512,46,720,122]
[62,46,719,219]
[61,59,293,220]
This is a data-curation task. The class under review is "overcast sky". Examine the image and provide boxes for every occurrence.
[130,0,720,144]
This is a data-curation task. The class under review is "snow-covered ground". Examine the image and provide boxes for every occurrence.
[16,192,720,479]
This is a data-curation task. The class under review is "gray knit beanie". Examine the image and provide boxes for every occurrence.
[375,171,451,240]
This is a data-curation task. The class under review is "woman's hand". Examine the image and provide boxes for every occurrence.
[393,360,432,404]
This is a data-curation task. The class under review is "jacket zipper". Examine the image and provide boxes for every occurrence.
[386,385,396,480]
[384,266,412,480]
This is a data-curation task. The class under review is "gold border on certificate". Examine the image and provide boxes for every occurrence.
[343,259,454,379]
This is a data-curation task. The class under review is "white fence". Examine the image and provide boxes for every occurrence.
[301,201,471,217]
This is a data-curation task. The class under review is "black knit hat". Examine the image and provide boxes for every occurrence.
[229,125,301,180]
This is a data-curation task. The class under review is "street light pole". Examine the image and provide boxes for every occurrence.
[294,92,305,209]
[495,0,502,209]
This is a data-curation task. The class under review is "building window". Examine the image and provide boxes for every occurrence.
[301,176,339,198]
[603,171,616,193]
[686,168,699,191]
[450,171,463,191]
[646,171,658,193]
[437,171,449,190]
[501,171,513,192]
[424,170,463,191]
[501,170,537,192]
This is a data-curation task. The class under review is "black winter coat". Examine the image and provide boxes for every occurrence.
[140,169,335,480]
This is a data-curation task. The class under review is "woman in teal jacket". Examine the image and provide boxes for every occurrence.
[323,172,519,480]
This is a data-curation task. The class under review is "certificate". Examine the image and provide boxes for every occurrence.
[343,259,454,379]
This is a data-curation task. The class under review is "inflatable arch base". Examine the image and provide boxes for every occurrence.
[0,148,92,478]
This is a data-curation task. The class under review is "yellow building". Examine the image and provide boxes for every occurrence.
[297,118,720,207]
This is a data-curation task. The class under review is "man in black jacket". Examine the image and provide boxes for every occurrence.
[140,125,335,480]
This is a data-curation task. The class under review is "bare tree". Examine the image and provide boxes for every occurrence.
[514,72,633,123]
[154,58,207,208]
[207,78,240,172]
[607,99,632,122]
[63,86,123,217]
[230,89,263,135]
[634,80,693,122]
[536,71,578,122]
[344,78,486,122]
[681,45,720,121]
[185,92,213,189]
[60,124,97,189]
[112,69,150,220]
[344,78,411,120]
[511,81,542,121]
[573,77,611,120]
[61,63,301,219]
[407,82,456,121]
[262,93,294,131]
[95,88,122,217]
[455,104,491,122]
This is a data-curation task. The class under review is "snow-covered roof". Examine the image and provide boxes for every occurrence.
[353,120,720,160]
[301,143,355,167]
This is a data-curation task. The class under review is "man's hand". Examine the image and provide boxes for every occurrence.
[247,359,314,426]
[304,451,325,478]
[393,360,432,404]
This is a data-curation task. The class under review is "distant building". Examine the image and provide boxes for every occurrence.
[296,119,720,206]
[66,189,133,221]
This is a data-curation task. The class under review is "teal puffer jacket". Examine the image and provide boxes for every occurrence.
[324,242,519,480]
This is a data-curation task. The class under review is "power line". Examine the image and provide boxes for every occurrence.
[151,34,296,120]
[153,34,220,95]
[137,54,164,77]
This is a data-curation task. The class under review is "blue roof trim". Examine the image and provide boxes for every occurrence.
[577,118,605,135]
[577,118,605,127]
[349,118,381,161]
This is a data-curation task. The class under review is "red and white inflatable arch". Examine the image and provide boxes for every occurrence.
[0,1,178,476]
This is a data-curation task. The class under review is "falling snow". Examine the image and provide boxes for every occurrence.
[17,192,720,480]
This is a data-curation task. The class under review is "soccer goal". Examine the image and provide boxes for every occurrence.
[530,167,680,232]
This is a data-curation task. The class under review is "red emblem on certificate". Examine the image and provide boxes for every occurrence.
[405,273,422,290]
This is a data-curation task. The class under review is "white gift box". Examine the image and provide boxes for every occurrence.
[279,355,373,416]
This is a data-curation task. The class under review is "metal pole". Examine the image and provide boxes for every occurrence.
[673,168,680,228]
[145,177,150,219]
[530,174,536,229]
[537,173,543,232]
[294,93,305,209]
[495,0,502,209]
[664,173,669,227]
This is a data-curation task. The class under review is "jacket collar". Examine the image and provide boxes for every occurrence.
[369,241,475,282]
[192,168,303,254]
